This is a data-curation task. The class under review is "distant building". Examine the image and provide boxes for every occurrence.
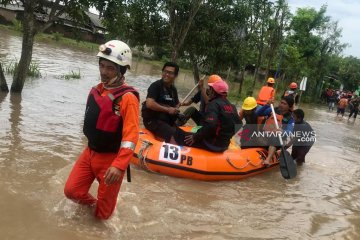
[0,3,23,23]
[0,3,106,43]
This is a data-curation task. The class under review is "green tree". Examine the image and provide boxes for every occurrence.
[337,56,360,91]
[168,0,204,61]
[99,0,168,58]
[263,0,291,80]
[181,1,249,79]
[249,0,274,89]
[283,5,346,99]
[99,0,203,62]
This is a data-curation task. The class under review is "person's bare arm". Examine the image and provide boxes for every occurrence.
[146,98,178,115]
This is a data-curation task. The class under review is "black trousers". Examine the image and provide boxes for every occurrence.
[144,118,187,145]
[349,108,359,119]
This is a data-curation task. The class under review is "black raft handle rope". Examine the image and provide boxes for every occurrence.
[126,165,131,182]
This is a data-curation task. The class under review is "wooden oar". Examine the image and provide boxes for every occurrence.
[180,75,206,106]
[180,83,199,106]
[270,104,297,179]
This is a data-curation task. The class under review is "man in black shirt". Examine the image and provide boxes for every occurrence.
[286,109,316,165]
[348,97,360,120]
[142,62,183,143]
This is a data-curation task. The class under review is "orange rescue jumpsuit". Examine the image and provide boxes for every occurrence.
[64,83,139,219]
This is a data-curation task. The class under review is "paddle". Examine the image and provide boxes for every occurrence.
[270,104,297,179]
[180,75,206,106]
[180,83,199,106]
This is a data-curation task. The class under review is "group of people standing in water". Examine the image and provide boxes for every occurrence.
[324,88,360,119]
[62,40,315,220]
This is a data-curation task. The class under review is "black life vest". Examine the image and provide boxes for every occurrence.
[83,85,139,153]
[205,97,241,150]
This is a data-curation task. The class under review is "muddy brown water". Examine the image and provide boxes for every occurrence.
[1,29,359,240]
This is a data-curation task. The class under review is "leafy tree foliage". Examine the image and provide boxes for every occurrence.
[1,0,357,100]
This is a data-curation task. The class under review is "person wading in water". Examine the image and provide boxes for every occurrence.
[64,40,139,219]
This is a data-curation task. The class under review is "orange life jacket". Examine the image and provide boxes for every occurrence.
[263,114,283,132]
[256,86,275,105]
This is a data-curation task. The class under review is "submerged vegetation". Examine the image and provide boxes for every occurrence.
[11,19,22,32]
[4,60,41,78]
[60,70,81,80]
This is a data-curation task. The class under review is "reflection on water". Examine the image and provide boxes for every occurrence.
[0,28,360,239]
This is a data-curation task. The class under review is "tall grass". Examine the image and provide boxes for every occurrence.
[4,60,41,78]
[51,32,63,42]
[60,69,81,80]
[11,19,22,31]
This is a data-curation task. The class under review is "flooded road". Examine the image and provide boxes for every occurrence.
[1,29,360,239]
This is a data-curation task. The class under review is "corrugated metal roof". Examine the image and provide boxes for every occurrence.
[0,3,24,11]
[85,11,104,29]
[0,3,105,31]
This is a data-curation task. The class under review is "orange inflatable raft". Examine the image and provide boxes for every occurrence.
[131,127,279,181]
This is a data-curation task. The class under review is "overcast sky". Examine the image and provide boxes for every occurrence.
[287,0,360,58]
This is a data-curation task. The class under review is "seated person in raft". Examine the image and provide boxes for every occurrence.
[255,96,295,166]
[141,62,186,144]
[238,96,263,149]
[177,74,223,126]
[183,80,242,152]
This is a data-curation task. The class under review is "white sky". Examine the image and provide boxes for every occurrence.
[287,0,360,58]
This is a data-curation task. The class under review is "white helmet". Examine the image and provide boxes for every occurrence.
[97,40,132,69]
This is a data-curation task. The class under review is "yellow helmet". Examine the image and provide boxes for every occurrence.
[242,97,257,110]
[267,77,275,84]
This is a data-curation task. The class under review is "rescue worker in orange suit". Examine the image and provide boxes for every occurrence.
[184,80,242,152]
[178,74,222,126]
[64,40,139,220]
[256,77,276,106]
[282,82,299,110]
[255,96,295,166]
[238,97,263,149]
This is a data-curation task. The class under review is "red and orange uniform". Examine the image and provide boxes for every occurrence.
[64,83,139,219]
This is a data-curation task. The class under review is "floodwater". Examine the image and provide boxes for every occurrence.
[1,28,360,240]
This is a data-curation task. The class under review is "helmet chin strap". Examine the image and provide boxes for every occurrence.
[107,75,119,85]
[104,74,125,89]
